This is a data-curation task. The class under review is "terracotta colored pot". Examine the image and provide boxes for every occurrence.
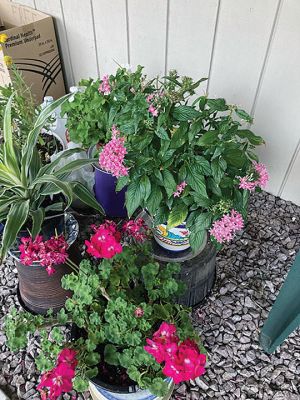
[16,257,73,315]
[12,213,80,315]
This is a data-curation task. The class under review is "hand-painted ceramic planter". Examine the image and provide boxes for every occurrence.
[89,378,174,400]
[153,222,190,252]
[10,213,80,315]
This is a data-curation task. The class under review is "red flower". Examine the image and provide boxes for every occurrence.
[85,222,123,259]
[144,338,166,363]
[37,358,76,399]
[57,348,78,369]
[122,218,148,242]
[144,322,206,385]
[153,322,179,345]
[162,340,206,384]
[19,234,69,275]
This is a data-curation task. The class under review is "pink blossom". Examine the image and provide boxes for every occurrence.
[148,104,158,117]
[85,221,123,259]
[153,322,179,345]
[99,125,128,178]
[209,209,244,244]
[144,338,166,363]
[19,235,69,275]
[173,181,187,198]
[146,94,154,103]
[253,161,269,188]
[162,340,206,384]
[122,218,148,242]
[238,161,269,191]
[144,323,206,384]
[37,363,75,399]
[57,349,78,369]
[98,74,111,95]
[134,307,144,318]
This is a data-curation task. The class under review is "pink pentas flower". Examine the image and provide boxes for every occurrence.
[148,104,158,117]
[173,181,187,198]
[239,161,269,191]
[146,94,154,103]
[209,209,244,244]
[99,125,128,178]
[98,74,111,95]
[253,161,269,188]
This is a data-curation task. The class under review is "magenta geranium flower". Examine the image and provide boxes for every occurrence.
[19,235,69,275]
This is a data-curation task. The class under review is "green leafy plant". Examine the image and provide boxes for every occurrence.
[0,65,38,146]
[5,243,206,398]
[0,94,104,260]
[61,66,152,148]
[61,66,266,251]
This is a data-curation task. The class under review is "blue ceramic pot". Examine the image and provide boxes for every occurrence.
[0,222,4,234]
[89,378,174,400]
[94,165,127,218]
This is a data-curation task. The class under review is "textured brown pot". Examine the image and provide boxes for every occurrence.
[16,243,81,315]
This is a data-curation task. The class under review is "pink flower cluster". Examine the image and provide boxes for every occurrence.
[37,348,77,400]
[122,218,149,242]
[134,307,144,318]
[85,218,148,259]
[98,74,111,95]
[85,220,122,259]
[146,93,159,117]
[209,209,244,244]
[99,125,128,178]
[144,322,206,384]
[239,161,269,191]
[19,235,69,275]
[173,181,187,198]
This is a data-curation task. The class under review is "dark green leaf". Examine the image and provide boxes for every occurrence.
[172,105,201,121]
[30,208,45,238]
[206,98,228,112]
[236,129,264,145]
[155,127,170,140]
[162,170,177,198]
[167,203,188,229]
[235,108,253,123]
[197,130,219,146]
[125,181,144,217]
[146,183,163,215]
[116,175,130,192]
[186,165,207,196]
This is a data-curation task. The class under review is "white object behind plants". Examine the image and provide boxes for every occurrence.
[0,389,10,400]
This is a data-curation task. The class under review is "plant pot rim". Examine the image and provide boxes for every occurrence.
[8,212,79,263]
[90,376,172,395]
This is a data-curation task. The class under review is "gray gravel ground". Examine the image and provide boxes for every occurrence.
[0,191,299,400]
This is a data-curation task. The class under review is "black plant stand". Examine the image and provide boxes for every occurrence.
[152,234,217,308]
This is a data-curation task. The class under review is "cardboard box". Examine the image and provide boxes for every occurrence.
[0,0,66,103]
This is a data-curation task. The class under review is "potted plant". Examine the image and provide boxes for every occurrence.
[61,66,153,218]
[0,94,104,312]
[97,70,268,252]
[5,220,207,400]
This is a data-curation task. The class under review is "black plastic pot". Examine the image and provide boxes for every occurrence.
[152,234,217,307]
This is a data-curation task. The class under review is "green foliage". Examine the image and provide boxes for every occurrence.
[0,95,104,260]
[4,243,200,397]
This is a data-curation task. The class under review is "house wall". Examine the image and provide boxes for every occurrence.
[14,0,300,205]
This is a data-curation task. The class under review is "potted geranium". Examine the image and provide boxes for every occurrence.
[0,94,104,312]
[5,220,207,399]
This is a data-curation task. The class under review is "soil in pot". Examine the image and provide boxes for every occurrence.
[37,131,64,163]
